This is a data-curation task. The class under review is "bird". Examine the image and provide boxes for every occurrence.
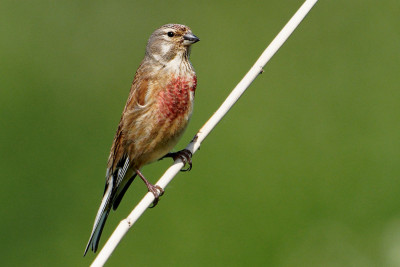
[84,24,200,255]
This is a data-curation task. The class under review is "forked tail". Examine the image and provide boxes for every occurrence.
[84,156,133,255]
[84,179,114,255]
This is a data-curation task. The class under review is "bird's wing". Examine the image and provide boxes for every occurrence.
[106,69,152,173]
[85,66,157,255]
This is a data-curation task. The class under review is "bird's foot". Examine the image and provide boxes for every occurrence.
[147,184,164,208]
[161,149,193,172]
[136,169,164,208]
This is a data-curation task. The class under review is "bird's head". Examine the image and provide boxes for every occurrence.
[145,24,200,65]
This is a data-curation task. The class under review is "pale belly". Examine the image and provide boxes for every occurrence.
[144,123,187,164]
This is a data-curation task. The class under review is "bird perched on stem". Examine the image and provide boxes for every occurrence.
[84,24,200,255]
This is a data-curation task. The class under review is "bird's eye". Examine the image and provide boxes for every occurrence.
[167,32,174,37]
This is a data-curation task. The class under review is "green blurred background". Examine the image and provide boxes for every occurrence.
[1,0,400,266]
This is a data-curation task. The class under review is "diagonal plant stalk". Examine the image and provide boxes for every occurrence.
[91,0,318,265]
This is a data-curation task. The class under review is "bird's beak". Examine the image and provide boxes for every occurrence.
[183,33,200,45]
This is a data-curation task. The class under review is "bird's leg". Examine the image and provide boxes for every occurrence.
[160,149,193,172]
[135,169,164,208]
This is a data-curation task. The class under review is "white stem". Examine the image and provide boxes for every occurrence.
[91,0,318,266]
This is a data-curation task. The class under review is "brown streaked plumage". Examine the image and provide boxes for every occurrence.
[84,24,199,255]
